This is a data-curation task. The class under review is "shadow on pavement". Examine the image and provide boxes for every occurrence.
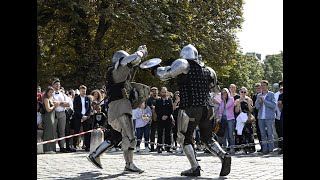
[53,170,103,179]
[53,171,132,179]
[231,152,282,158]
[94,171,131,179]
[154,176,228,180]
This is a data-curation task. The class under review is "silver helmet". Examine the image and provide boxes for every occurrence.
[180,44,198,60]
[112,50,129,69]
[112,50,129,64]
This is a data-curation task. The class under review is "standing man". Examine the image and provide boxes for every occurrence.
[255,80,276,154]
[251,83,262,145]
[274,81,283,151]
[87,45,148,173]
[148,44,231,177]
[155,87,174,153]
[60,88,76,152]
[52,79,70,153]
[146,87,160,152]
[73,85,92,151]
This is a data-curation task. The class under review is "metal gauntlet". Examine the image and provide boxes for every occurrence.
[155,58,190,81]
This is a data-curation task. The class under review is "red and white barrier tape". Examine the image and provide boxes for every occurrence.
[37,129,95,145]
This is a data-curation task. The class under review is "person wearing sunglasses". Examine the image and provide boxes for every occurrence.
[235,87,254,152]
[235,88,253,109]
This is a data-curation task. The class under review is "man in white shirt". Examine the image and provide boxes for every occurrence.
[273,83,281,120]
[73,85,92,151]
[274,81,283,150]
[52,79,70,153]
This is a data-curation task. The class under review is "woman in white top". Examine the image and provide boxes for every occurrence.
[133,102,152,152]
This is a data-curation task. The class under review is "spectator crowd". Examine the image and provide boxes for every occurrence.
[37,78,283,155]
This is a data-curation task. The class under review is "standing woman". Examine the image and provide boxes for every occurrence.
[133,102,152,152]
[235,87,253,116]
[235,87,255,153]
[218,88,235,154]
[42,86,61,153]
[91,90,103,106]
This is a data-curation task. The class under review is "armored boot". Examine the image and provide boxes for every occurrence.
[181,166,201,177]
[87,140,113,169]
[118,114,144,173]
[181,144,201,177]
[205,141,231,176]
[123,150,144,173]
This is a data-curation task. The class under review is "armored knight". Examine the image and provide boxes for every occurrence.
[150,44,231,177]
[86,45,148,173]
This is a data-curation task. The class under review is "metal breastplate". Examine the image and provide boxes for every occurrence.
[177,61,211,109]
[107,65,134,102]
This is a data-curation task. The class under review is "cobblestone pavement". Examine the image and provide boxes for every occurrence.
[37,147,283,180]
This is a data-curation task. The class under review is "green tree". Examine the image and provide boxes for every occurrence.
[37,0,244,91]
[221,53,264,94]
[263,53,283,85]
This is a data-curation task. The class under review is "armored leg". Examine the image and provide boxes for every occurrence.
[87,128,122,169]
[87,140,114,169]
[198,106,231,177]
[176,109,190,145]
[204,140,231,176]
[91,140,114,158]
[118,114,144,173]
[180,144,201,177]
[177,108,203,177]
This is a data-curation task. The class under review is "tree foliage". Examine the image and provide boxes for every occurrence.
[263,52,283,85]
[220,53,264,94]
[37,0,245,92]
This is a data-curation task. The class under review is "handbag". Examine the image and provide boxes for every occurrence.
[246,113,256,123]
[213,122,220,134]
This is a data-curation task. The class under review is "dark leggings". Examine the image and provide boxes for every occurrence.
[183,106,213,145]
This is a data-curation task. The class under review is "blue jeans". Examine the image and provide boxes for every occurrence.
[136,123,150,147]
[222,116,235,148]
[258,119,274,152]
